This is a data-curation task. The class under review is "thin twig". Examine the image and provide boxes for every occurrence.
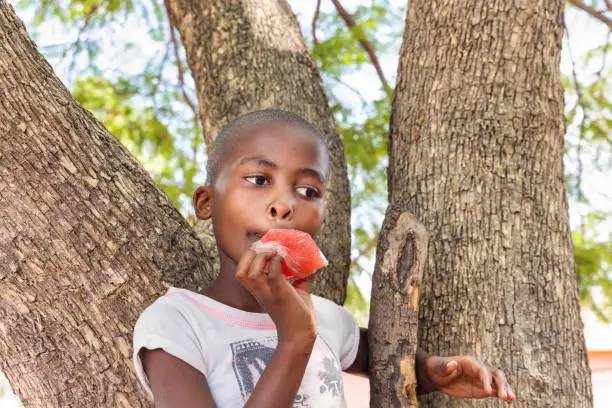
[566,0,612,29]
[350,231,380,270]
[594,29,611,104]
[329,0,390,91]
[164,0,198,126]
[62,4,99,73]
[327,74,368,107]
[150,41,171,102]
[312,0,322,45]
[168,26,198,125]
[164,0,202,165]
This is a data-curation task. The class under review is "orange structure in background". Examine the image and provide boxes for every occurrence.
[584,308,612,407]
[589,350,612,372]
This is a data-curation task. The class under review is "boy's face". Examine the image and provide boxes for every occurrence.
[194,123,329,264]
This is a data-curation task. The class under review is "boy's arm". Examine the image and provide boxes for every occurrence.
[142,348,216,408]
[344,327,368,374]
[345,328,515,403]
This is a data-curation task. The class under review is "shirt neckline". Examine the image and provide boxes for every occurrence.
[166,287,276,329]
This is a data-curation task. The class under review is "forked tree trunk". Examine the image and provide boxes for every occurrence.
[165,0,352,304]
[0,2,214,406]
[389,1,592,407]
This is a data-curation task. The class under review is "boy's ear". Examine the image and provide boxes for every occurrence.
[193,186,213,220]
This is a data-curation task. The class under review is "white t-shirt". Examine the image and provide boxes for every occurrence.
[133,287,360,407]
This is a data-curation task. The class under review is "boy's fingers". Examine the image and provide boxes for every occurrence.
[266,256,290,292]
[267,255,283,280]
[494,368,515,402]
[507,384,516,402]
[247,252,275,278]
[444,360,458,375]
[478,367,493,395]
[247,252,275,294]
[433,357,458,378]
[235,250,257,283]
[492,368,508,401]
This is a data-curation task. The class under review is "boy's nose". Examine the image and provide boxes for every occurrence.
[267,201,294,221]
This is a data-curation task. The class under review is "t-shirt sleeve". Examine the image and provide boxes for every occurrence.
[337,305,360,370]
[132,296,206,399]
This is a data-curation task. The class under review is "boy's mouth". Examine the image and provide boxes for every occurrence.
[247,232,264,243]
[247,226,296,243]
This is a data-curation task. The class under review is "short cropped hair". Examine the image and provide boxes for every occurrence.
[205,109,327,185]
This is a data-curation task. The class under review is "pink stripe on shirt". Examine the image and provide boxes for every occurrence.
[165,291,277,330]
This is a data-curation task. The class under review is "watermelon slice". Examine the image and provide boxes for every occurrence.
[253,229,328,280]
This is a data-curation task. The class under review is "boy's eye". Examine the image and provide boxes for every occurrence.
[296,186,320,199]
[245,175,269,186]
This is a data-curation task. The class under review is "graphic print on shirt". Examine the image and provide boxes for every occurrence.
[230,337,309,406]
[318,356,344,398]
[230,335,346,407]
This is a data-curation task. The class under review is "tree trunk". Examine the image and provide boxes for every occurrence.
[164,0,352,305]
[0,2,215,406]
[369,207,428,407]
[389,1,592,407]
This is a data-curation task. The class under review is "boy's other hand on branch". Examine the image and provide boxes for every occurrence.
[425,355,515,403]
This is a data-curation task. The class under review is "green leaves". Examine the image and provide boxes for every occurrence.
[345,276,370,327]
[563,27,612,320]
[311,1,401,85]
[19,0,204,218]
[573,212,612,322]
[72,75,203,218]
[17,0,612,320]
[310,1,402,317]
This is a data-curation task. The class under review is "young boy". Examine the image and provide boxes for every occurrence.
[132,109,515,407]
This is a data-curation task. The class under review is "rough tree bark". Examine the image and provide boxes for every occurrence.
[164,0,352,304]
[389,1,593,407]
[0,2,215,406]
[369,207,428,408]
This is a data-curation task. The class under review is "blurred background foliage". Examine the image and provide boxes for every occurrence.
[16,0,612,325]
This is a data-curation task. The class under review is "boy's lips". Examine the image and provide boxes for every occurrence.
[247,226,296,243]
[246,232,264,243]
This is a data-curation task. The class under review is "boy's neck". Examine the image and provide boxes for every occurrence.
[203,251,266,313]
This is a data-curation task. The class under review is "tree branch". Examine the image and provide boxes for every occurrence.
[566,0,612,29]
[163,0,202,162]
[312,0,322,45]
[329,0,391,91]
[169,27,198,121]
[164,4,200,135]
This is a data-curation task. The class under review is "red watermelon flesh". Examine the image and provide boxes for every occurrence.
[253,229,328,280]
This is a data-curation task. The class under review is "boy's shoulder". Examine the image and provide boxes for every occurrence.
[310,294,358,329]
[135,287,217,333]
[310,294,344,313]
